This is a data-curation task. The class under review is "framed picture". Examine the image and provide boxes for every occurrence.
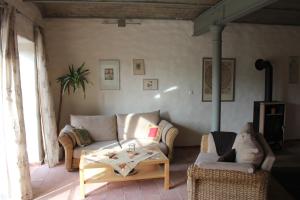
[133,59,145,75]
[99,59,120,90]
[143,79,158,90]
[202,57,236,102]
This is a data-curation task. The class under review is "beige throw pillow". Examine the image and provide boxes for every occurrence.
[116,110,160,140]
[233,132,264,167]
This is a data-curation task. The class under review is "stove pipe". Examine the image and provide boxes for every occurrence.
[255,59,273,102]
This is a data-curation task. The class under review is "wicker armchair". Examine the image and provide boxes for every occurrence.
[187,133,275,200]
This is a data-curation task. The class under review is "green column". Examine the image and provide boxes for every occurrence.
[210,25,224,132]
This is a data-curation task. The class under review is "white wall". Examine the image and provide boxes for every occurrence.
[44,19,300,146]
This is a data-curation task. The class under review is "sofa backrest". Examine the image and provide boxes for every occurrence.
[70,115,117,141]
[116,110,160,140]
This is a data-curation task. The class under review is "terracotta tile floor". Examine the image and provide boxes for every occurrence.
[31,147,294,200]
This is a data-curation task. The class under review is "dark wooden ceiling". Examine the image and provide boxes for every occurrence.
[25,0,222,20]
[236,0,300,26]
[25,0,300,27]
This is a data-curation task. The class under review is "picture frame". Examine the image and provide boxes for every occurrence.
[133,59,145,75]
[143,79,158,90]
[202,57,236,102]
[99,59,120,90]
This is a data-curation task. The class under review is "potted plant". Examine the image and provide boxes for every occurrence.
[56,63,90,134]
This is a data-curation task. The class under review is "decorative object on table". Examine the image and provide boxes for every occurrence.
[128,143,136,152]
[133,59,145,75]
[202,57,235,102]
[56,63,90,134]
[143,79,158,90]
[289,56,299,84]
[99,59,120,90]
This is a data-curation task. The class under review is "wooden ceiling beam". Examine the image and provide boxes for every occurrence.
[193,0,279,36]
[24,0,216,7]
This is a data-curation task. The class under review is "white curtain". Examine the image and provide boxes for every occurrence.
[0,6,32,200]
[34,26,59,167]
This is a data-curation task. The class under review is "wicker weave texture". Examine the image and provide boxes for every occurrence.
[187,164,269,200]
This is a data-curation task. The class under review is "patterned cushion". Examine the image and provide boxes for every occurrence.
[73,128,93,147]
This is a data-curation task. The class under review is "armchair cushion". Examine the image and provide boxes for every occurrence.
[196,162,255,174]
[233,132,264,167]
[195,152,219,164]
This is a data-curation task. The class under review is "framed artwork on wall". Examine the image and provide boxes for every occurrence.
[143,79,158,90]
[133,59,145,75]
[202,57,236,102]
[99,59,120,90]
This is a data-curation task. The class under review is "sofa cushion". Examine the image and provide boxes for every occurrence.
[158,142,169,155]
[73,140,120,158]
[233,132,264,167]
[70,115,117,141]
[196,162,255,174]
[119,139,168,156]
[158,120,173,143]
[116,110,160,140]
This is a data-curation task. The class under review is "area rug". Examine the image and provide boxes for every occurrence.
[272,166,300,199]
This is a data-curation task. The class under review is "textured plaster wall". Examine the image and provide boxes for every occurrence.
[44,19,300,146]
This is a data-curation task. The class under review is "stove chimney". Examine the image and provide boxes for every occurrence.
[255,59,273,102]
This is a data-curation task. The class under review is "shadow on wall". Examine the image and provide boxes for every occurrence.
[173,124,203,147]
[286,103,300,139]
[160,111,203,147]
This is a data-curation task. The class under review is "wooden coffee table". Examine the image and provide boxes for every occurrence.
[79,147,170,199]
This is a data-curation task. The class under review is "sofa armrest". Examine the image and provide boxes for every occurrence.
[187,164,269,200]
[165,127,178,161]
[58,134,75,171]
[200,135,209,153]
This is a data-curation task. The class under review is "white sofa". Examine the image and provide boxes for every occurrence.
[58,110,179,171]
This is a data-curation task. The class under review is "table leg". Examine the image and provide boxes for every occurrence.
[80,168,85,199]
[164,160,170,190]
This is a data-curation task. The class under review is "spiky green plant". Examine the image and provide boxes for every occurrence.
[56,63,90,134]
